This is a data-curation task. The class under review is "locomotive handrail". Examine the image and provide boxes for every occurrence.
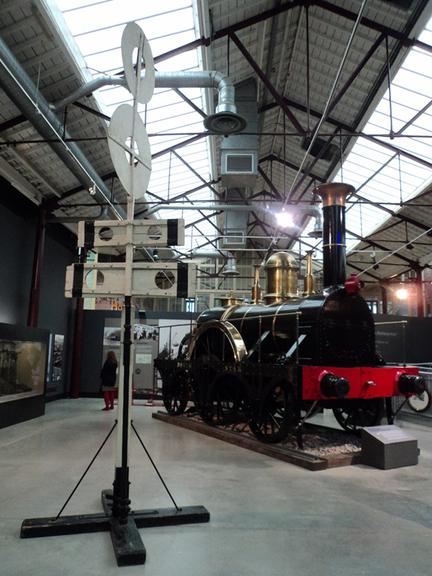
[374,320,408,325]
[233,311,302,322]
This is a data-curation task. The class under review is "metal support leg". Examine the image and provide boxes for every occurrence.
[295,401,318,450]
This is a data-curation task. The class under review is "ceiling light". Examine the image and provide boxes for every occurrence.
[275,211,295,228]
[395,288,409,300]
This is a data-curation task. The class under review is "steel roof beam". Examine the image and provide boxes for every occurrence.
[322,33,385,124]
[184,211,222,229]
[0,114,26,133]
[344,152,432,234]
[348,228,418,267]
[72,101,110,122]
[171,150,224,236]
[262,96,432,172]
[229,31,304,134]
[154,2,432,66]
[135,179,221,217]
[172,87,207,119]
[315,0,432,54]
[368,219,403,236]
[190,223,225,256]
[260,153,325,183]
[287,127,341,203]
[395,98,432,136]
[172,151,220,197]
[346,260,382,281]
[44,134,210,210]
[257,166,283,200]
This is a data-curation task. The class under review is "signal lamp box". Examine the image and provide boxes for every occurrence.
[361,425,419,469]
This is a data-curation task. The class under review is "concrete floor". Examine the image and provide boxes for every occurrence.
[0,399,431,576]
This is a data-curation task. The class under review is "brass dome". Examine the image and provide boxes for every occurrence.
[264,252,298,304]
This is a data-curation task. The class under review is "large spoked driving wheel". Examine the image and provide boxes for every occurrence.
[201,372,247,426]
[333,399,383,432]
[162,367,190,415]
[250,380,295,443]
[188,320,247,425]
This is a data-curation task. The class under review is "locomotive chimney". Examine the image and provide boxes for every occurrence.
[315,183,354,290]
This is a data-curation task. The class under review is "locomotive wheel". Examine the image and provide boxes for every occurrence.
[200,372,247,426]
[188,321,247,424]
[250,380,295,443]
[162,368,190,415]
[332,399,383,432]
[192,353,221,417]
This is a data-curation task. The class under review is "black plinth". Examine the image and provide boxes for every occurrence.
[20,490,209,566]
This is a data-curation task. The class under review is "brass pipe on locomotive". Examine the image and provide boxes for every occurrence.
[251,265,262,304]
[315,182,354,290]
[303,251,315,296]
[219,291,243,307]
[264,252,299,305]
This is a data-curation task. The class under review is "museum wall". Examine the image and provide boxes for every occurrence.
[0,181,34,325]
[38,230,75,399]
[0,178,75,398]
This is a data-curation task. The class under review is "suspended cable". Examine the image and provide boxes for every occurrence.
[261,0,369,263]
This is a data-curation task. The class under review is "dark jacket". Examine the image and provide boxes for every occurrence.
[100,360,117,387]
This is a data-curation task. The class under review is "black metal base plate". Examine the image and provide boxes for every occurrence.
[20,491,210,566]
[110,516,146,566]
[20,505,209,538]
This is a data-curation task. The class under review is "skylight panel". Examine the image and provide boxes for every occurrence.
[61,2,192,36]
[287,15,432,260]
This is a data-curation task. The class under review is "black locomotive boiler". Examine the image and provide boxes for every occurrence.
[157,183,425,442]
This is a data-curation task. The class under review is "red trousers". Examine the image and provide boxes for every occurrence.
[103,390,115,409]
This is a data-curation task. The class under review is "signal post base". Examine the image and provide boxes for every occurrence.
[20,490,210,567]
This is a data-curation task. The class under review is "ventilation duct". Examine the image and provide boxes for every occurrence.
[220,79,258,187]
[185,250,238,276]
[54,71,246,135]
[222,188,248,249]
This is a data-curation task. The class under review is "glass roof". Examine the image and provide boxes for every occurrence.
[295,14,432,257]
[57,0,216,253]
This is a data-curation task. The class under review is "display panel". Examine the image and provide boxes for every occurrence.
[0,340,47,403]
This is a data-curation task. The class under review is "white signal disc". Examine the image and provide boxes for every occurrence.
[108,103,151,199]
[122,21,155,104]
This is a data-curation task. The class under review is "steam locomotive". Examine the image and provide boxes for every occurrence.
[157,183,425,442]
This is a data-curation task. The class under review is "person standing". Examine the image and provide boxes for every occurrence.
[100,351,117,410]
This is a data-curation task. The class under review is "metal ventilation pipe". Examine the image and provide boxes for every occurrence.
[185,250,239,276]
[54,71,246,134]
[147,203,322,237]
[302,206,323,238]
[146,203,261,216]
[0,36,125,220]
